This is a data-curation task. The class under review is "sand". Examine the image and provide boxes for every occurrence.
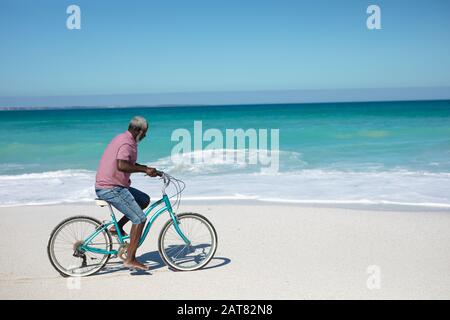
[0,202,449,299]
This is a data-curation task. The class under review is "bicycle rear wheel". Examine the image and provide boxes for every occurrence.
[158,213,218,271]
[47,216,112,277]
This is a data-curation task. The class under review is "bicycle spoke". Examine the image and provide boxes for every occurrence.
[189,219,203,240]
[166,244,183,256]
[173,245,188,260]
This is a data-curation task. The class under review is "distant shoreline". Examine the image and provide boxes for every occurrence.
[1,86,450,110]
[1,97,450,112]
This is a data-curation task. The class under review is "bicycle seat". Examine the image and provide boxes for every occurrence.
[95,198,109,207]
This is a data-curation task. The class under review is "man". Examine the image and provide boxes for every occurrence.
[95,116,160,271]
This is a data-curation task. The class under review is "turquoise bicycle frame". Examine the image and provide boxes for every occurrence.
[80,194,190,256]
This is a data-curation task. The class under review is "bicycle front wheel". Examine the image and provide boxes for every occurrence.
[47,216,112,277]
[159,213,218,271]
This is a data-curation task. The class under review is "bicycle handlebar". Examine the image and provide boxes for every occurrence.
[145,169,185,209]
[150,171,186,212]
[159,171,171,194]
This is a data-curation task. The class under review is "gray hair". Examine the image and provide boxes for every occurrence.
[128,116,148,131]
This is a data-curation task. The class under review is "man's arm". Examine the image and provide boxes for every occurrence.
[117,160,159,176]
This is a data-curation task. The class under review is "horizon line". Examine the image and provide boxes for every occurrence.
[1,98,450,112]
[1,86,450,110]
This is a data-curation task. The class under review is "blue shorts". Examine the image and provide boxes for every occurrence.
[95,186,149,224]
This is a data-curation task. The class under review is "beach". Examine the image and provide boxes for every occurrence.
[1,201,449,300]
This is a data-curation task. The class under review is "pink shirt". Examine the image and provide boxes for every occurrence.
[95,130,137,189]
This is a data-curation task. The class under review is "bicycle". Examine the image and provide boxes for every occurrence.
[47,172,218,277]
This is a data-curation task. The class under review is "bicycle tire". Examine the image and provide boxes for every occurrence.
[158,212,218,271]
[47,215,112,277]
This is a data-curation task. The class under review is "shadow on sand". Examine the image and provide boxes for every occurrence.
[95,249,230,277]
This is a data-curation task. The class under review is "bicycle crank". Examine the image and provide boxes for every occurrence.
[118,242,129,261]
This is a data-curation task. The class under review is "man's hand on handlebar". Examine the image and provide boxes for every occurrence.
[145,167,162,177]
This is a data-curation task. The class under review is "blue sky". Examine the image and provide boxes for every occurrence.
[1,0,450,106]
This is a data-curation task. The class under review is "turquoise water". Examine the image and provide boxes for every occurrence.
[1,100,450,206]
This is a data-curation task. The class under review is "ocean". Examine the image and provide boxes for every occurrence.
[1,100,450,207]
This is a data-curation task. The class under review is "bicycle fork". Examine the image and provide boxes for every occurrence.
[172,215,191,246]
[164,195,191,246]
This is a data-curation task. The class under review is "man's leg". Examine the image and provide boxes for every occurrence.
[111,187,150,236]
[129,187,151,209]
[123,221,148,270]
[99,187,149,270]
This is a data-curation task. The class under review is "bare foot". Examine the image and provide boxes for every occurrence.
[124,260,149,271]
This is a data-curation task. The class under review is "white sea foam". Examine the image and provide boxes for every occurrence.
[1,165,450,208]
[0,169,95,207]
[151,149,305,174]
